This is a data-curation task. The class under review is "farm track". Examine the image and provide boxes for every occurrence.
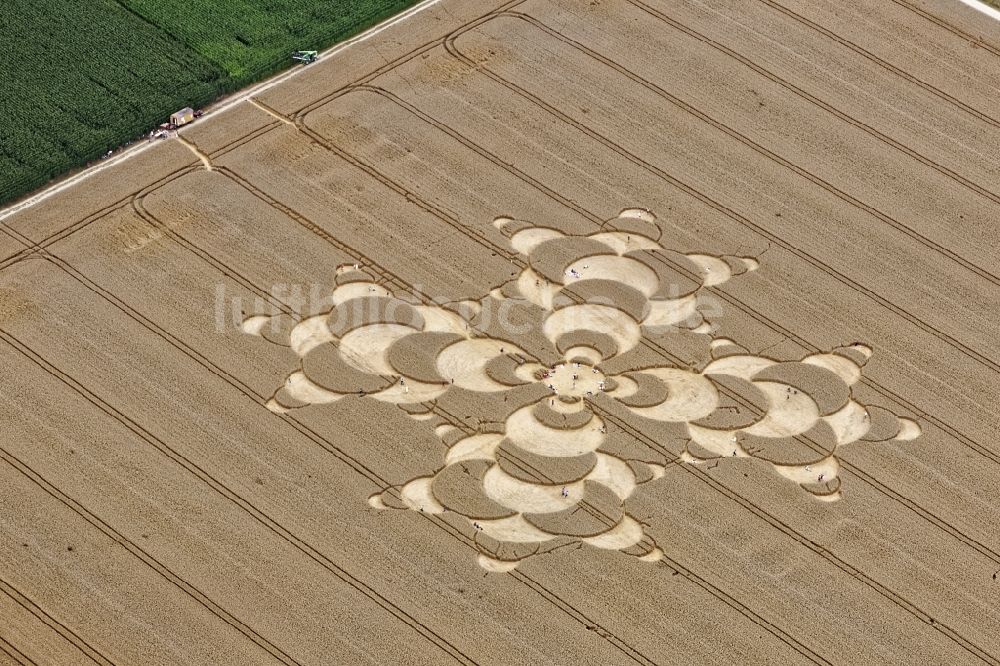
[0,636,35,666]
[4,0,1000,661]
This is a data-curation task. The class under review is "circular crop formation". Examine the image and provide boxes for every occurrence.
[245,209,920,570]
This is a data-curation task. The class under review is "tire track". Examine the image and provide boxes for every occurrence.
[286,81,1000,658]
[0,639,33,666]
[0,165,199,275]
[0,260,476,666]
[339,82,1000,562]
[439,27,1000,380]
[6,120,286,267]
[0,439,297,666]
[353,82,998,474]
[0,636,34,666]
[210,121,284,161]
[0,579,112,666]
[747,0,1000,127]
[625,0,1000,211]
[292,0,529,120]
[507,8,1000,286]
[889,0,1000,58]
[294,122,518,263]
[135,170,659,666]
[0,225,30,251]
[593,400,998,664]
[427,408,829,665]
[132,195,296,320]
[167,156,982,663]
[0,200,130,273]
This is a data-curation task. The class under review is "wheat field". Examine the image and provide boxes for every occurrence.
[2,0,999,663]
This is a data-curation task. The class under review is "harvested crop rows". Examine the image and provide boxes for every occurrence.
[2,0,1000,663]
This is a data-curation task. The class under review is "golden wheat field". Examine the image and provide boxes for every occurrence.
[2,0,1000,663]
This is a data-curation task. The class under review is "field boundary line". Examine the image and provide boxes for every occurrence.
[0,144,160,224]
[0,0,451,224]
[957,0,1000,22]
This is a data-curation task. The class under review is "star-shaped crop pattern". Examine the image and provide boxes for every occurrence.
[243,208,919,571]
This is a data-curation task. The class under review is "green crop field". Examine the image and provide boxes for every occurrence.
[0,0,420,206]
